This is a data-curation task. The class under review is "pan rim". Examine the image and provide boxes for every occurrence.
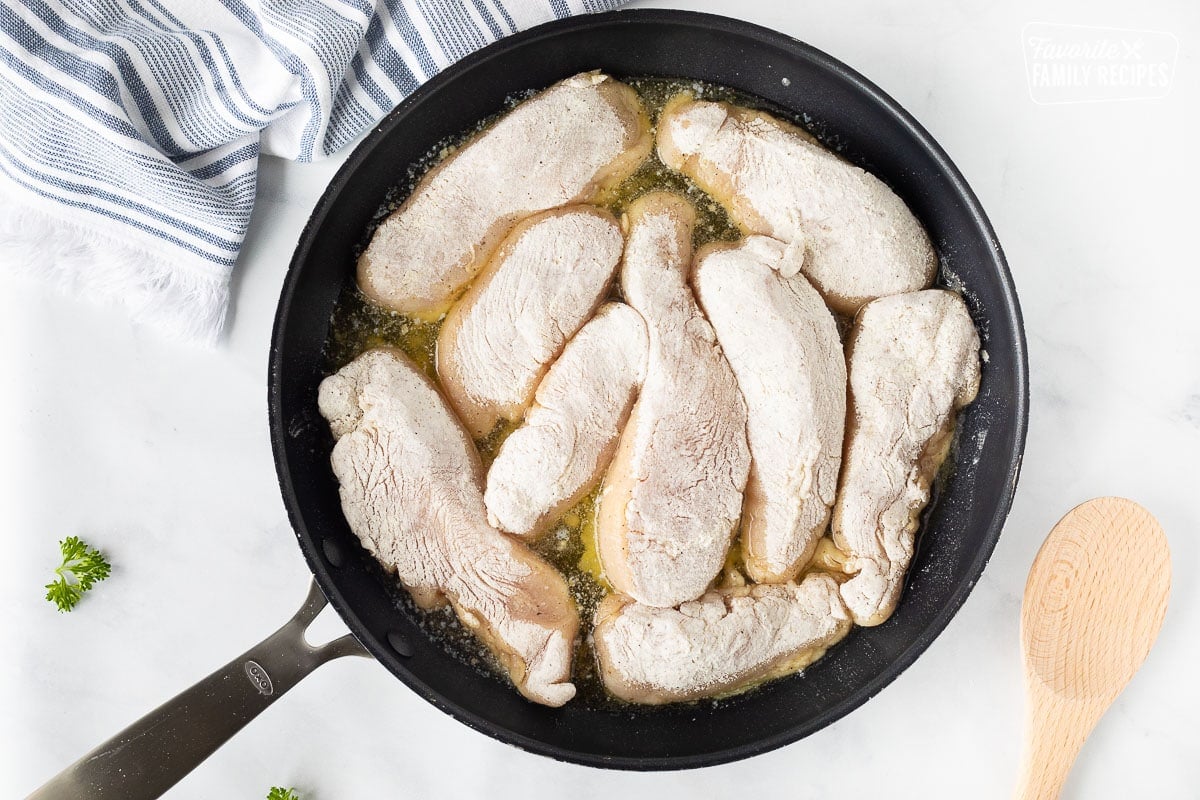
[269,8,1029,771]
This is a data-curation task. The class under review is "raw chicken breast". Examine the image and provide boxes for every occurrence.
[833,290,980,626]
[593,573,851,704]
[694,235,847,583]
[437,206,623,437]
[596,192,750,608]
[485,302,647,538]
[359,72,649,317]
[318,348,580,706]
[657,95,935,315]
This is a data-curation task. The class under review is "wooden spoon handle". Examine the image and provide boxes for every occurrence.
[1015,680,1099,800]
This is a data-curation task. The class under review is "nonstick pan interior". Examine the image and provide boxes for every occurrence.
[269,10,1028,770]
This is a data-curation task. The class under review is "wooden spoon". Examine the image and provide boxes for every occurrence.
[1016,497,1171,799]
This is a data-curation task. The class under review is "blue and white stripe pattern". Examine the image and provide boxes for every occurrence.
[0,0,624,344]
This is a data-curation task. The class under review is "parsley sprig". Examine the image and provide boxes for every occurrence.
[267,789,301,800]
[45,536,111,612]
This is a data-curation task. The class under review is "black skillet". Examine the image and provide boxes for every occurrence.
[29,10,1027,798]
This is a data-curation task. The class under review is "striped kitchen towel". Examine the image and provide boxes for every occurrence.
[0,0,624,345]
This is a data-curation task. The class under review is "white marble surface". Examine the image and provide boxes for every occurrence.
[3,0,1198,797]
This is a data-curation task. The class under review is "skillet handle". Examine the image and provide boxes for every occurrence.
[27,580,370,800]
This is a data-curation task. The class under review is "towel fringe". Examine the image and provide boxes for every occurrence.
[0,201,229,347]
